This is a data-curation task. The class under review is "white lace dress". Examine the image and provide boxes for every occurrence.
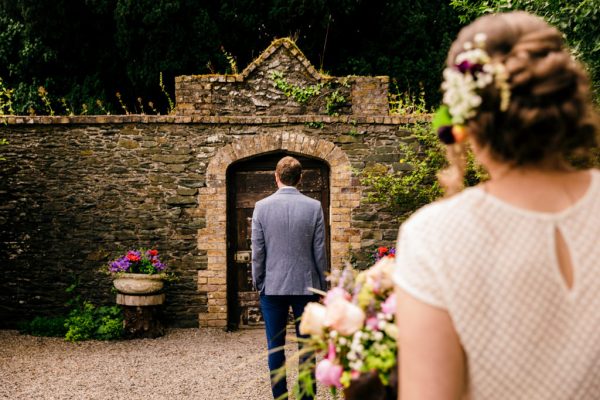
[393,169,600,399]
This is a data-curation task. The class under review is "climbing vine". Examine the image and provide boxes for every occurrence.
[325,89,346,116]
[271,71,323,104]
[270,71,348,115]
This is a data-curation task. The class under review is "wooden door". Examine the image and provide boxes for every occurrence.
[226,152,329,330]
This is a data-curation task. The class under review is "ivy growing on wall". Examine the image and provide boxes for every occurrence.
[325,89,346,116]
[271,71,323,104]
[270,71,348,116]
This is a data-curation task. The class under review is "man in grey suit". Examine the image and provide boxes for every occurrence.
[252,156,327,400]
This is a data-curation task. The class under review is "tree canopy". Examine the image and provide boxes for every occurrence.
[0,0,597,115]
[0,0,461,115]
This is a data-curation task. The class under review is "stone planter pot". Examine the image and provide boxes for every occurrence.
[113,273,164,295]
[113,273,166,339]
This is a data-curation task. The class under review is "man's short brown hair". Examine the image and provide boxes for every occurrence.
[276,156,302,186]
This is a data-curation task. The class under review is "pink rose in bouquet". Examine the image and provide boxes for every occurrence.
[324,297,365,336]
[381,294,397,316]
[324,286,351,305]
[315,343,343,388]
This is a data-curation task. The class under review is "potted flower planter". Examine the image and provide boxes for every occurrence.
[106,249,170,338]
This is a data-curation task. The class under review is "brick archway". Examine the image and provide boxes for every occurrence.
[197,132,360,328]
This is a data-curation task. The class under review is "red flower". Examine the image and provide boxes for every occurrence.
[378,246,388,257]
[148,249,158,256]
[126,253,140,262]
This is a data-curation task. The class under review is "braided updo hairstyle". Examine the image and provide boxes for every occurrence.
[440,11,599,194]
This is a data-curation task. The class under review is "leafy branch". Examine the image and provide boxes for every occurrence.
[0,77,15,115]
[0,138,8,161]
[360,122,486,221]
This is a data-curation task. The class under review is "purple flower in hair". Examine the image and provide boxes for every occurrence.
[456,60,483,74]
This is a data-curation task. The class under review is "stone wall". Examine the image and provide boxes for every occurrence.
[0,38,428,328]
[0,115,425,328]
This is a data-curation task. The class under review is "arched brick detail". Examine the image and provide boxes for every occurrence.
[197,132,360,328]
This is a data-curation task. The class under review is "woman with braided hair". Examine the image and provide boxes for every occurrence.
[393,11,600,399]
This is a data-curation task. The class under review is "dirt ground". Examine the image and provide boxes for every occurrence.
[0,327,340,400]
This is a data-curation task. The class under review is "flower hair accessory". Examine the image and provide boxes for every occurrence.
[433,33,511,145]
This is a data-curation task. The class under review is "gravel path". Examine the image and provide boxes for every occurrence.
[0,328,339,400]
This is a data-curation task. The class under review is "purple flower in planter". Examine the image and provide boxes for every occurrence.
[151,258,166,272]
[110,257,131,272]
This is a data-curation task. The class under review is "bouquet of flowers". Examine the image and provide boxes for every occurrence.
[107,248,167,275]
[299,249,398,398]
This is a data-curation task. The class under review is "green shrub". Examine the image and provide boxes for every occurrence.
[94,306,125,341]
[65,301,123,342]
[65,304,96,342]
[19,316,67,337]
[360,122,485,221]
[450,0,600,104]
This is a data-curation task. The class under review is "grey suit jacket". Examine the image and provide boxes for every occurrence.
[251,186,328,295]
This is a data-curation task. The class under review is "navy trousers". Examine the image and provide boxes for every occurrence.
[260,294,319,400]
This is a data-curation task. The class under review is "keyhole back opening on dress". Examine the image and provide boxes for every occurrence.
[554,227,574,290]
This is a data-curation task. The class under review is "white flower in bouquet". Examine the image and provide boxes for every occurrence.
[299,302,327,336]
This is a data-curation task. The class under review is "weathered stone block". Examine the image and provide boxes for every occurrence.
[166,196,197,206]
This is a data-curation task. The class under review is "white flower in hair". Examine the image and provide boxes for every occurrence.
[442,68,481,125]
[434,33,512,144]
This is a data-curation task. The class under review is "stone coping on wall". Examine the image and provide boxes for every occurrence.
[0,114,430,125]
